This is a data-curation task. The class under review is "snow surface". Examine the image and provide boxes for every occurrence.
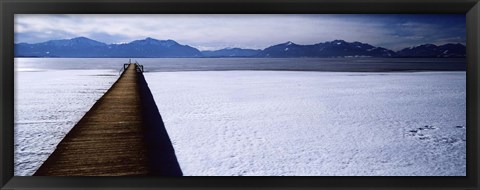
[14,69,118,176]
[144,71,466,176]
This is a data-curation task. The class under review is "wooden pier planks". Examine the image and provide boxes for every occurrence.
[34,64,150,176]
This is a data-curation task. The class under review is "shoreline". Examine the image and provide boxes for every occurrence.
[15,57,465,73]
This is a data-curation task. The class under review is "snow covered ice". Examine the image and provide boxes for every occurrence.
[14,69,118,176]
[13,63,466,176]
[144,71,466,176]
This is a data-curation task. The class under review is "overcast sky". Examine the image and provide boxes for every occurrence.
[14,14,465,51]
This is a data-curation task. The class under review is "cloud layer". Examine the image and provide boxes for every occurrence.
[15,14,465,51]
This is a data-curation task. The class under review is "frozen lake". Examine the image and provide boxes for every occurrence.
[144,71,466,176]
[14,58,466,176]
[14,68,118,176]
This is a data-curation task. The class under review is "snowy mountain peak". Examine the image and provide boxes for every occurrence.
[420,44,437,48]
[331,40,347,45]
[44,37,106,47]
[71,37,89,41]
[131,38,179,47]
[137,37,160,43]
[160,39,179,47]
[397,43,465,58]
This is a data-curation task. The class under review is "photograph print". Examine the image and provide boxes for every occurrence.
[14,14,466,176]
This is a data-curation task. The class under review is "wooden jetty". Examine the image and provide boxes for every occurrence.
[34,63,182,176]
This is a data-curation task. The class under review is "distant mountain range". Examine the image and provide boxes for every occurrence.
[15,37,202,58]
[15,37,466,58]
[259,40,397,58]
[202,48,262,57]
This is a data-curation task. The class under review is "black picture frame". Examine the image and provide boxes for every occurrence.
[1,0,479,189]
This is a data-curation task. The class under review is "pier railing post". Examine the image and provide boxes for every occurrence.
[134,62,144,73]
